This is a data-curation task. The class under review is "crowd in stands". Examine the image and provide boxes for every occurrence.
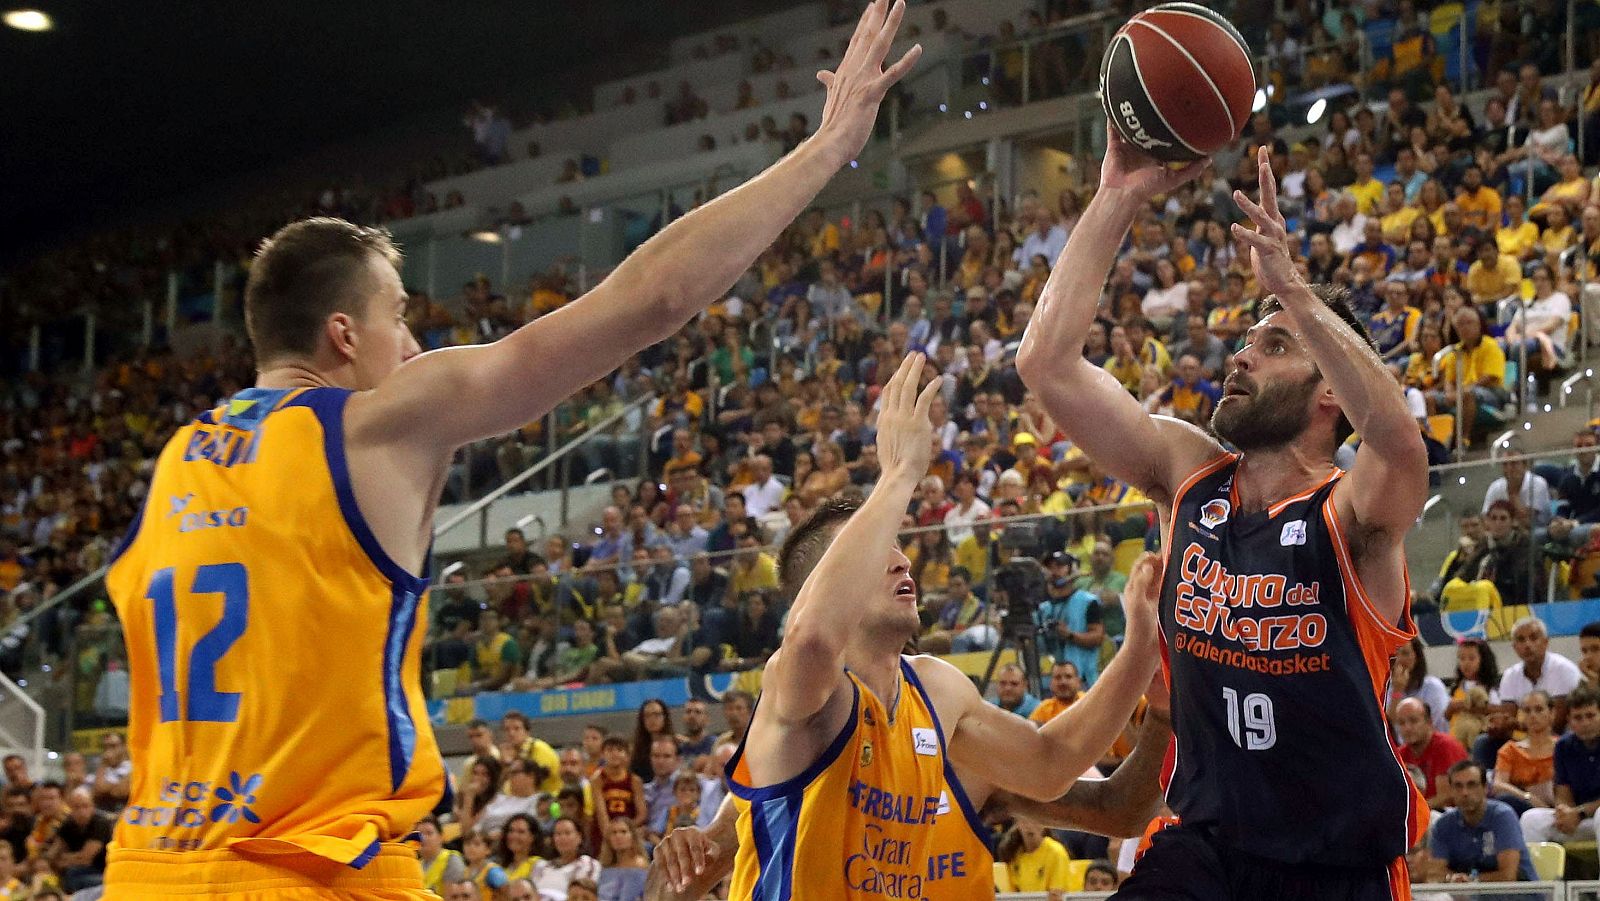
[0,741,132,898]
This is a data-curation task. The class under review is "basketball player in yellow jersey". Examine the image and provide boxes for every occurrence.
[721,354,1165,901]
[649,673,1174,901]
[100,5,922,898]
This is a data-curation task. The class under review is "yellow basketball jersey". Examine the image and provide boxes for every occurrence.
[104,386,446,868]
[924,765,994,900]
[726,657,947,901]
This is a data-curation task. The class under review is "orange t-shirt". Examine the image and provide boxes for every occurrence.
[1494,741,1554,791]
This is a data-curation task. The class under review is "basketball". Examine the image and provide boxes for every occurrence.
[1099,2,1256,162]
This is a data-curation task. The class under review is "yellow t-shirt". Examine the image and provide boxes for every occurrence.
[1497,221,1539,259]
[1349,178,1385,215]
[1103,355,1143,393]
[1465,255,1524,304]
[953,536,990,584]
[1381,206,1421,244]
[1445,339,1507,388]
[728,553,779,596]
[1456,186,1503,228]
[1007,836,1074,891]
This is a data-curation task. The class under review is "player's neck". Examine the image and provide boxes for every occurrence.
[1234,444,1335,514]
[256,361,355,391]
[847,650,903,718]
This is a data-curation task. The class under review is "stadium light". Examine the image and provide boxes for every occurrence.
[1251,88,1267,113]
[1305,98,1327,125]
[3,8,52,31]
[469,228,502,244]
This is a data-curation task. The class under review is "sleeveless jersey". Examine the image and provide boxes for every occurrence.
[727,658,947,901]
[597,770,638,820]
[1158,454,1425,867]
[104,387,446,867]
[924,763,994,899]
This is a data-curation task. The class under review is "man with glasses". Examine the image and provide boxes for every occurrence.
[1423,761,1535,883]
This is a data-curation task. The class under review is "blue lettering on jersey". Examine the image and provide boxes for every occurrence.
[847,780,941,825]
[182,426,259,468]
[844,823,928,899]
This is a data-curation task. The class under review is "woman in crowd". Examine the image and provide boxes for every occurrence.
[1498,193,1540,262]
[597,818,649,901]
[798,440,850,504]
[628,699,676,782]
[456,757,505,838]
[531,816,604,900]
[1492,689,1557,817]
[1390,636,1451,733]
[1503,263,1572,375]
[480,758,544,837]
[1446,637,1501,748]
[736,590,782,667]
[499,812,546,883]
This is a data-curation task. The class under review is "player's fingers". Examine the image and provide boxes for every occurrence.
[914,372,941,419]
[658,837,684,887]
[1257,146,1281,219]
[1163,158,1208,190]
[1230,222,1271,249]
[817,69,836,89]
[877,42,922,88]
[868,0,907,67]
[905,353,926,412]
[843,0,882,69]
[688,832,709,875]
[1231,189,1269,226]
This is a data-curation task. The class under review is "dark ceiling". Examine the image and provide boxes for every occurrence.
[0,0,794,261]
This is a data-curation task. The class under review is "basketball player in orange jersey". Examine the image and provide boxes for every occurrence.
[1017,138,1427,900]
[99,4,921,898]
[719,353,1166,900]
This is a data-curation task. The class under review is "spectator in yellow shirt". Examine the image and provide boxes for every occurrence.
[726,530,779,598]
[1464,239,1524,306]
[1379,183,1421,244]
[1497,194,1540,262]
[1347,152,1385,215]
[1539,204,1576,258]
[1455,165,1503,230]
[1103,325,1144,394]
[804,208,840,258]
[1431,306,1510,442]
[1004,817,1075,895]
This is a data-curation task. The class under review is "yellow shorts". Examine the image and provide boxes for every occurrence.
[103,843,433,900]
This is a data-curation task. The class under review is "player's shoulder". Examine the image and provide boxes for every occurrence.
[905,654,982,703]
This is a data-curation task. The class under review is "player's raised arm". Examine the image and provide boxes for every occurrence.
[924,554,1164,801]
[766,353,942,724]
[1230,146,1427,624]
[1002,672,1171,838]
[1014,127,1215,503]
[362,0,921,450]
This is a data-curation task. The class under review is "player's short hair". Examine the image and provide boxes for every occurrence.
[601,736,630,753]
[244,217,402,363]
[1257,283,1373,446]
[1570,686,1600,713]
[778,495,862,601]
[1581,621,1600,641]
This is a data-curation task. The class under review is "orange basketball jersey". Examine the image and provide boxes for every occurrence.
[104,387,446,870]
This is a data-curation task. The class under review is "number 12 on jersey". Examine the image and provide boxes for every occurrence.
[146,563,249,723]
[1222,686,1276,750]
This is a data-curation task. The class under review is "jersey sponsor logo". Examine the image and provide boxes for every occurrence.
[935,790,951,816]
[861,740,875,768]
[1198,498,1230,531]
[182,425,260,468]
[1280,520,1308,546]
[1171,543,1328,656]
[847,779,941,826]
[167,494,250,533]
[911,727,939,757]
[124,770,265,843]
[1172,631,1333,676]
[925,850,970,883]
[167,493,196,518]
[845,823,928,899]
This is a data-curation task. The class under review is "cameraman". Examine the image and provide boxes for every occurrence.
[1035,551,1106,686]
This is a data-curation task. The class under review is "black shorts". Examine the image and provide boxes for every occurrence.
[1112,823,1411,901]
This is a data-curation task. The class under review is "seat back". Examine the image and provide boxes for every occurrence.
[1528,840,1565,880]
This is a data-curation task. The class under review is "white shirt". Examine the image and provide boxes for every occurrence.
[943,498,992,545]
[1015,224,1068,269]
[478,792,540,836]
[742,477,787,518]
[1141,283,1190,320]
[532,854,603,899]
[1331,215,1369,255]
[1281,169,1308,200]
[1404,385,1427,421]
[1498,651,1583,703]
[1482,473,1553,526]
[1518,291,1573,348]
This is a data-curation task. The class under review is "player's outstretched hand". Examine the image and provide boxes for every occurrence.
[1230,145,1301,299]
[874,353,942,479]
[1122,552,1163,650]
[1099,119,1207,200]
[647,824,722,898]
[814,0,923,164]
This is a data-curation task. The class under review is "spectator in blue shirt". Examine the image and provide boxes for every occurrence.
[1035,553,1104,686]
[991,663,1040,719]
[1428,761,1537,883]
[1523,687,1600,844]
[921,190,948,250]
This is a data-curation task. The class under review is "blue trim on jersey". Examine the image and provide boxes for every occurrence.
[725,677,861,803]
[283,388,429,597]
[901,658,989,847]
[107,492,148,567]
[348,838,381,869]
[746,791,803,901]
[384,582,423,792]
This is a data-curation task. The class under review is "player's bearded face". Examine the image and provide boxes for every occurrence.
[1211,368,1320,451]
